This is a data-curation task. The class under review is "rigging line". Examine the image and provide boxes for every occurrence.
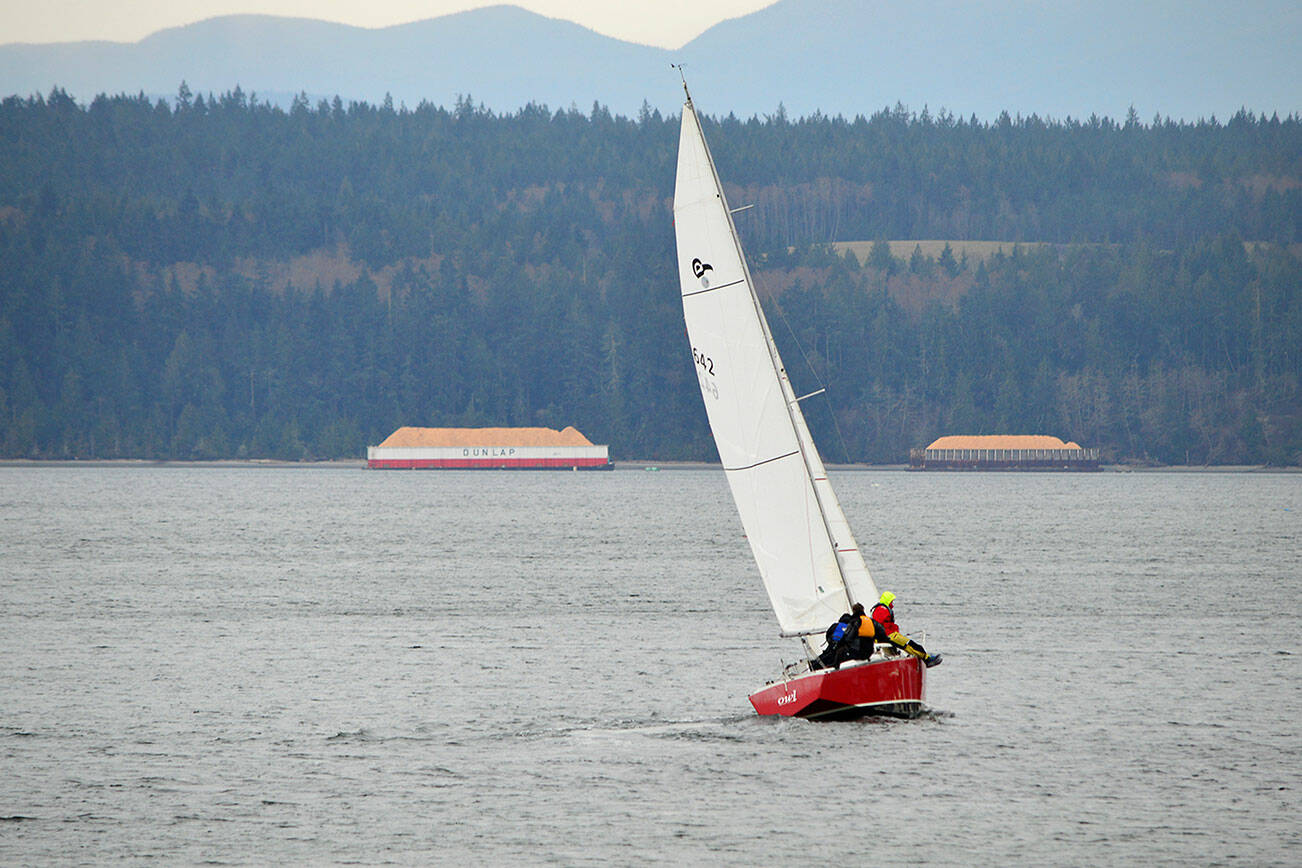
[766,287,856,464]
[722,450,799,473]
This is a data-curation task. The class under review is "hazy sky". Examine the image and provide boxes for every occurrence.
[4,1,778,49]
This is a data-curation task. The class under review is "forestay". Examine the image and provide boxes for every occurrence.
[672,93,878,637]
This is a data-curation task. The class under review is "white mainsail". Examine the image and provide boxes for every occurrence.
[673,91,878,638]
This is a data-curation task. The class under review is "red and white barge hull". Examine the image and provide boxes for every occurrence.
[366,444,611,470]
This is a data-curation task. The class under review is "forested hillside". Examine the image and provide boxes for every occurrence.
[1,88,1299,464]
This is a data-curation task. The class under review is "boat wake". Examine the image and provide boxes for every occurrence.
[558,714,757,744]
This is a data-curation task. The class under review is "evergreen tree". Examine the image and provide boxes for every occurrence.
[0,90,1296,463]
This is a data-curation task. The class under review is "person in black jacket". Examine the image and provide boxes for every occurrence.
[813,603,871,669]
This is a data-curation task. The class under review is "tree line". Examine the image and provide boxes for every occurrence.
[0,87,1298,463]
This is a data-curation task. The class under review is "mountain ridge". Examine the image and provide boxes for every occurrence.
[2,0,1299,120]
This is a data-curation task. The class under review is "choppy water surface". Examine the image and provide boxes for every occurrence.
[2,466,1298,864]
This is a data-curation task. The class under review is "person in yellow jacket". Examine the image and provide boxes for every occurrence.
[864,591,942,667]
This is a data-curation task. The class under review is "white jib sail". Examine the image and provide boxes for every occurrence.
[673,94,878,636]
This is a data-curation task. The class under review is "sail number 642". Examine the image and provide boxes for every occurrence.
[692,347,715,376]
[692,347,719,400]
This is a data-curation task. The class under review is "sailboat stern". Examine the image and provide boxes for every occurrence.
[748,656,926,720]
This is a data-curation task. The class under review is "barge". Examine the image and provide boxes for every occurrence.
[367,426,612,470]
[910,435,1100,470]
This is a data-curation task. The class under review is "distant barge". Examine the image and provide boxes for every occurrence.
[367,426,612,470]
[910,435,1100,471]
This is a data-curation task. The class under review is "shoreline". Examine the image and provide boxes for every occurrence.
[0,459,1297,473]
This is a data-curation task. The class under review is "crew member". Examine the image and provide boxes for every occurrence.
[814,603,868,670]
[868,591,942,667]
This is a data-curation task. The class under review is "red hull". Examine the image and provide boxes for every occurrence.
[749,656,926,720]
[367,458,613,470]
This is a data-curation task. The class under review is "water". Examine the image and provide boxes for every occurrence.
[2,466,1298,864]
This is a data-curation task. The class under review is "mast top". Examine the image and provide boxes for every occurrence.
[671,63,692,105]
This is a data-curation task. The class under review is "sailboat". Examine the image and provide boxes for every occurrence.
[672,81,930,720]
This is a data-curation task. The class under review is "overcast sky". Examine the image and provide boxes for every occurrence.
[4,1,777,49]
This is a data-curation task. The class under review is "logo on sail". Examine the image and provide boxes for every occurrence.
[692,257,713,287]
